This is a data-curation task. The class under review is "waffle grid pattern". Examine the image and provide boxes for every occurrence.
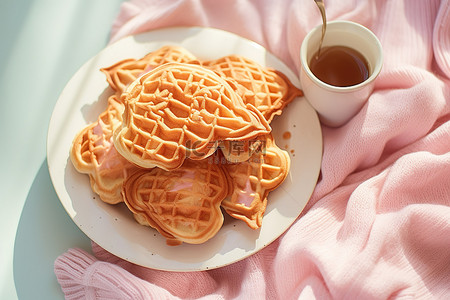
[73,96,123,170]
[203,55,302,122]
[101,45,197,94]
[123,160,227,244]
[114,63,270,170]
[70,96,134,204]
[221,134,290,229]
[70,46,295,243]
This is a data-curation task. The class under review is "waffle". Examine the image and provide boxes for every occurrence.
[100,45,197,94]
[220,133,290,229]
[113,62,271,171]
[202,55,303,123]
[122,159,229,245]
[219,139,262,163]
[70,95,138,204]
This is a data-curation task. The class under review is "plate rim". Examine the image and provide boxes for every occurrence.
[46,26,323,271]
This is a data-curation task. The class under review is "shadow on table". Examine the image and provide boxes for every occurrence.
[13,159,91,300]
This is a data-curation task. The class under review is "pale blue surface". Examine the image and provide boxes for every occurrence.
[0,0,125,298]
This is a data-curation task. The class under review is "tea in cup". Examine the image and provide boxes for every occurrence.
[300,20,383,127]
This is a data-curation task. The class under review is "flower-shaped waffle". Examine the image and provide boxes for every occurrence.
[220,133,290,229]
[100,45,197,94]
[70,96,139,204]
[122,159,229,245]
[113,62,271,171]
[202,55,303,123]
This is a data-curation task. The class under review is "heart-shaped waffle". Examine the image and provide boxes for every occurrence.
[70,96,139,204]
[122,159,229,245]
[202,55,303,123]
[113,62,271,171]
[100,45,197,94]
[220,133,290,229]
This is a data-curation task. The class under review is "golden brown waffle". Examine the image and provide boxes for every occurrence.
[100,45,197,94]
[113,62,271,171]
[221,134,290,229]
[122,159,229,245]
[219,138,268,163]
[202,55,303,123]
[70,96,139,204]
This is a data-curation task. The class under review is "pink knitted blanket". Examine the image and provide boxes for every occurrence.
[55,0,450,299]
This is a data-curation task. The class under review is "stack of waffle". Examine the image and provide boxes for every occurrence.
[70,45,302,245]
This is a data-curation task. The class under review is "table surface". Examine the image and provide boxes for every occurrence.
[0,1,125,298]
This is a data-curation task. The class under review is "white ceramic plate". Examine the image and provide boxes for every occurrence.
[47,27,322,271]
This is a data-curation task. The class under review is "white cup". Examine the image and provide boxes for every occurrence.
[300,20,383,127]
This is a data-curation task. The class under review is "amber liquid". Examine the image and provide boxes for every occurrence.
[309,46,370,87]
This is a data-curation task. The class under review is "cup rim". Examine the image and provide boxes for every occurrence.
[300,20,383,92]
